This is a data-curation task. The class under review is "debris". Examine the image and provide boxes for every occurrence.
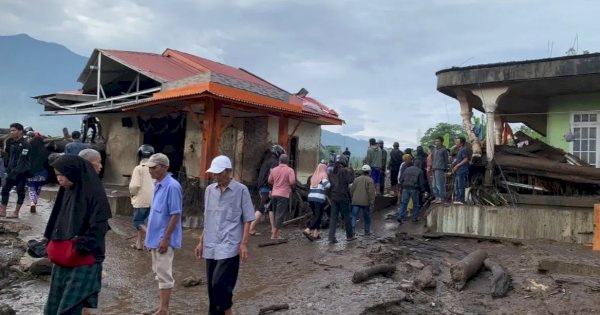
[181,275,204,287]
[406,259,425,270]
[450,249,488,290]
[282,213,311,227]
[537,259,600,277]
[484,259,512,298]
[258,304,290,314]
[257,239,288,247]
[0,304,15,315]
[352,264,396,284]
[422,232,523,246]
[29,258,53,276]
[414,265,436,290]
[525,279,549,292]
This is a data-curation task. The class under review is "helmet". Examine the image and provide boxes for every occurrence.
[138,144,155,159]
[335,154,348,167]
[271,144,286,157]
[361,164,371,172]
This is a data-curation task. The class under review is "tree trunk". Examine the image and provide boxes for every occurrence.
[450,249,488,290]
[495,153,600,180]
[352,264,396,284]
[484,259,512,298]
[258,304,290,314]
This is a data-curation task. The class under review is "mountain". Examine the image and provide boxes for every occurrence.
[0,33,87,135]
[321,129,369,158]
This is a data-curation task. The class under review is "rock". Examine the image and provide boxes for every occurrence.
[406,259,425,270]
[181,275,204,287]
[0,304,16,315]
[414,265,436,290]
[29,258,53,276]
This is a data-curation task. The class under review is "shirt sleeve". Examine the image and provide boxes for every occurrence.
[129,166,141,195]
[240,186,256,223]
[167,184,183,215]
[288,168,296,186]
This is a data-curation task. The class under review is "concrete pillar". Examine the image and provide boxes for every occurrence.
[494,115,504,145]
[456,90,482,158]
[471,87,508,186]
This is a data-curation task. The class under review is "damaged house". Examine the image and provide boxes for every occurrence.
[36,48,342,219]
[434,53,600,244]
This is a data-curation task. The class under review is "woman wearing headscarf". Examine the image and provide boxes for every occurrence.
[304,162,330,241]
[328,155,355,243]
[27,134,49,213]
[44,155,111,315]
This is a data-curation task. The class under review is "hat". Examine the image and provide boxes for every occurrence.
[206,155,232,174]
[361,164,371,172]
[145,153,170,167]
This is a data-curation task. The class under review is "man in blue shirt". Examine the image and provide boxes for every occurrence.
[452,136,470,205]
[195,155,255,315]
[144,153,182,315]
[64,131,89,155]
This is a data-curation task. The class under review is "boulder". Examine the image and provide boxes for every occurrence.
[30,258,53,276]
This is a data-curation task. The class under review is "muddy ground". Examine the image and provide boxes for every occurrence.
[0,191,599,314]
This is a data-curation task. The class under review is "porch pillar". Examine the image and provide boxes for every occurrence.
[456,90,482,159]
[471,87,508,186]
[278,115,290,149]
[494,115,504,145]
[199,99,222,183]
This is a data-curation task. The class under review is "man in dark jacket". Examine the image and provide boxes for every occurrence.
[378,140,387,195]
[1,123,31,218]
[397,159,427,223]
[249,145,284,235]
[431,136,450,204]
[388,142,403,196]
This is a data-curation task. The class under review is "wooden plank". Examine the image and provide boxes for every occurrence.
[594,204,600,251]
[502,194,600,208]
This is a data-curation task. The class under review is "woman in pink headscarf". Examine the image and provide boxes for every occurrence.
[303,162,331,241]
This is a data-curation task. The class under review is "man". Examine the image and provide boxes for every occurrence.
[388,142,403,197]
[65,131,89,155]
[249,145,284,236]
[364,138,382,193]
[431,137,450,204]
[342,147,351,159]
[0,123,31,218]
[129,145,155,250]
[195,155,255,315]
[145,153,182,315]
[452,136,470,205]
[268,154,296,240]
[378,140,387,195]
[78,149,103,174]
[350,165,376,236]
[82,115,100,143]
[397,159,427,223]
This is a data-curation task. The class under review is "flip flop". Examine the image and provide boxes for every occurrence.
[249,231,262,236]
[130,244,143,250]
[302,231,314,242]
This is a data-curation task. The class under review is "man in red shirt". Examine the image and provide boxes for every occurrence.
[268,154,296,240]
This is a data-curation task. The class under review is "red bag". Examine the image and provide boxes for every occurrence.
[46,239,95,267]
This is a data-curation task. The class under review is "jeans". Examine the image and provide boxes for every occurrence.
[328,201,353,241]
[454,174,468,203]
[398,189,421,222]
[351,205,371,234]
[432,169,446,200]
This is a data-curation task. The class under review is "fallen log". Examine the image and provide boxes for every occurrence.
[282,212,311,227]
[501,167,600,185]
[352,263,396,284]
[537,259,600,277]
[258,304,290,314]
[495,153,600,180]
[496,145,543,159]
[422,232,523,246]
[450,249,488,290]
[484,259,511,298]
[257,239,288,248]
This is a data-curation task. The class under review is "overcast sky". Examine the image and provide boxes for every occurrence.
[2,0,600,148]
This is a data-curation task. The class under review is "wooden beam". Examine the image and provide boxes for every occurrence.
[186,105,203,129]
[220,109,238,134]
[278,115,289,148]
[288,118,303,146]
[200,99,217,180]
[594,204,600,251]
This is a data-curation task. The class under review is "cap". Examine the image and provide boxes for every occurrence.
[361,164,371,172]
[145,153,170,167]
[206,155,232,174]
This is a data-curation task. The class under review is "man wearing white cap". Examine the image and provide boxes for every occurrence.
[195,155,255,315]
[144,153,182,315]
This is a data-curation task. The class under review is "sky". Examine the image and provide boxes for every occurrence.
[2,0,600,148]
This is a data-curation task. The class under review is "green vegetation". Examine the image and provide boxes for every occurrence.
[419,123,466,148]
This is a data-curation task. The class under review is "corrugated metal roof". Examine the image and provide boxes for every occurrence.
[101,50,200,82]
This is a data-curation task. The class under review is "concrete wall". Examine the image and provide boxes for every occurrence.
[97,113,141,185]
[290,119,321,184]
[241,117,270,187]
[547,92,600,151]
[183,113,203,178]
[427,205,594,244]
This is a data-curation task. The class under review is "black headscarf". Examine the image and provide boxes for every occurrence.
[29,137,49,174]
[44,155,112,262]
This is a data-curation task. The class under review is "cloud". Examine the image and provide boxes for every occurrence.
[3,0,600,148]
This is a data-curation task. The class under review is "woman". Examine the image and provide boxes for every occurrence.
[328,155,355,243]
[44,155,111,315]
[304,162,330,241]
[27,134,49,213]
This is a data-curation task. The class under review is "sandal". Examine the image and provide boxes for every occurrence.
[130,244,143,250]
[249,231,262,236]
[302,230,314,242]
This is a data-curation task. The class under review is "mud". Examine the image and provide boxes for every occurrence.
[0,191,599,314]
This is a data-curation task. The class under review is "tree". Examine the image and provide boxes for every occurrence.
[516,124,545,141]
[419,123,466,149]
